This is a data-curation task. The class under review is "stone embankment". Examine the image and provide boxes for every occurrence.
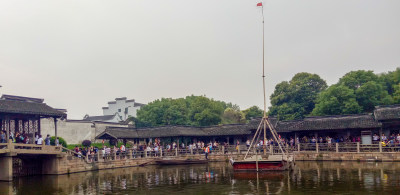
[294,152,400,162]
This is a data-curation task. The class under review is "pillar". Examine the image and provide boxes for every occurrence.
[357,142,360,153]
[379,142,382,153]
[297,143,300,152]
[270,144,273,155]
[96,151,100,161]
[160,148,163,157]
[222,146,225,154]
[54,117,58,146]
[190,147,193,155]
[42,155,61,175]
[6,118,10,144]
[175,147,178,156]
[336,143,339,153]
[0,155,13,181]
[316,143,319,153]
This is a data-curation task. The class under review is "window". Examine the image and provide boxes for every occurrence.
[118,109,121,112]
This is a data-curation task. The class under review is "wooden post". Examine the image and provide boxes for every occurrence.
[175,147,178,156]
[160,148,163,157]
[190,147,193,155]
[145,149,148,158]
[96,151,100,161]
[270,144,273,155]
[379,142,382,153]
[297,143,300,152]
[222,146,225,154]
[336,143,339,153]
[316,143,319,153]
[6,118,10,144]
[357,142,360,153]
[255,148,259,172]
[54,117,58,146]
[237,145,240,154]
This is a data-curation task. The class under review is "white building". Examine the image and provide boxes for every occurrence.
[41,118,128,144]
[102,97,145,120]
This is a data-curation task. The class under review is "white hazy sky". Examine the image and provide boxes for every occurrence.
[0,0,399,119]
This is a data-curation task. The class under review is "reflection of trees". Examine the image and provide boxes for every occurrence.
[7,161,400,194]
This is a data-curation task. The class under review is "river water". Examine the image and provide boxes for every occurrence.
[1,161,400,195]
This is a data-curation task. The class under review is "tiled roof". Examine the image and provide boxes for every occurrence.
[1,94,44,103]
[96,114,384,140]
[83,115,117,121]
[275,114,381,131]
[374,105,400,121]
[0,99,66,117]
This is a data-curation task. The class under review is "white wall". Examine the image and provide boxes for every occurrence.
[102,98,140,119]
[40,119,128,145]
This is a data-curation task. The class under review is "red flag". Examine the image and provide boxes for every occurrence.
[257,2,262,7]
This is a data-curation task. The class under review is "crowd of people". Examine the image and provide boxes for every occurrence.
[0,131,59,146]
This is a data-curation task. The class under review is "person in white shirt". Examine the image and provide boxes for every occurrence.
[37,135,43,145]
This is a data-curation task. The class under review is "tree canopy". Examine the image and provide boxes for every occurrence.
[268,72,327,120]
[135,95,259,127]
[312,70,394,115]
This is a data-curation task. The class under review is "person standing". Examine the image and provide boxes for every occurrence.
[204,145,210,160]
[0,131,5,143]
[37,135,43,145]
[246,139,250,148]
[45,134,51,145]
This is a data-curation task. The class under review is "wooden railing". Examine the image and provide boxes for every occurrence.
[57,142,400,164]
[0,143,62,154]
[0,143,8,150]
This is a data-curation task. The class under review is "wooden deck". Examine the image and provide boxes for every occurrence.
[0,143,62,155]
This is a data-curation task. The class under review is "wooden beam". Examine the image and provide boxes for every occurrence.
[54,117,58,146]
[6,118,10,143]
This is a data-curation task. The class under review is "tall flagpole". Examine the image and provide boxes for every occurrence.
[261,3,266,119]
[260,2,268,154]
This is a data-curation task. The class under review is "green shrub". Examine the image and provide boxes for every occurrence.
[50,136,67,148]
[67,141,131,150]
[82,140,92,147]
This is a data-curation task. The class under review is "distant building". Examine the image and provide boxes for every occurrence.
[82,97,145,123]
[102,97,145,119]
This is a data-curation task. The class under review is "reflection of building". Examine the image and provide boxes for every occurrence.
[96,105,400,145]
[83,97,145,123]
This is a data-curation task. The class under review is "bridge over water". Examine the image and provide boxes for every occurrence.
[0,143,63,181]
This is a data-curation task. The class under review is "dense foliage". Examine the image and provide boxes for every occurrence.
[268,72,327,120]
[135,95,260,127]
[82,140,92,147]
[312,70,394,115]
[268,68,400,118]
[50,136,67,148]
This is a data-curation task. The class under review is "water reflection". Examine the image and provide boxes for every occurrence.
[4,161,400,194]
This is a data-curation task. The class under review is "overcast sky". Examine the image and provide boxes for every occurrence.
[0,0,399,119]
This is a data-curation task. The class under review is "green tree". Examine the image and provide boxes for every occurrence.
[187,96,225,126]
[269,72,327,120]
[136,95,231,127]
[355,81,393,112]
[136,98,189,127]
[241,106,264,120]
[312,85,362,115]
[221,108,246,124]
[338,70,379,90]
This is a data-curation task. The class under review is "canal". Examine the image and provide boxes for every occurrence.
[1,161,400,194]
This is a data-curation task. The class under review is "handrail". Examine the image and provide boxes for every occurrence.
[61,146,82,156]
